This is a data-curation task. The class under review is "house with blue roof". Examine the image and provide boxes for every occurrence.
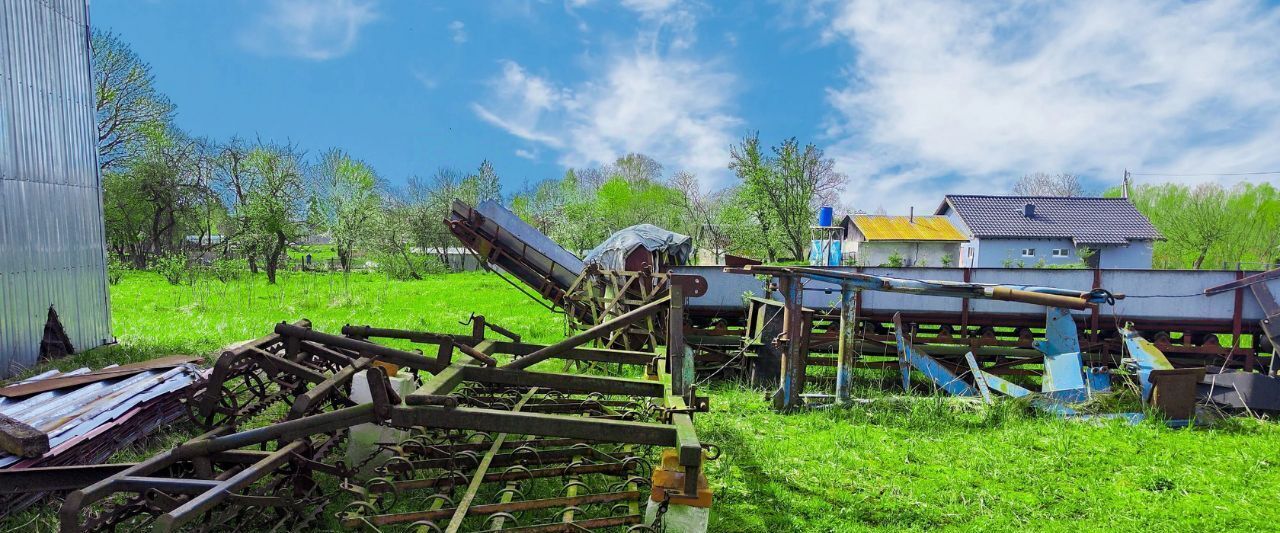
[935,195,1162,269]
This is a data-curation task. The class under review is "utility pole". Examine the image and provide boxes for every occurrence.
[1122,169,1131,199]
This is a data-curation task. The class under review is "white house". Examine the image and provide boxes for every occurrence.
[935,195,1162,269]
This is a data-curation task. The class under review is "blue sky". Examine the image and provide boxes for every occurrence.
[91,0,1280,213]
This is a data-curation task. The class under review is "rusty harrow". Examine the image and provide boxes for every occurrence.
[58,292,713,533]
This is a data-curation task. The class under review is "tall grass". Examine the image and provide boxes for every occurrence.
[5,270,1279,532]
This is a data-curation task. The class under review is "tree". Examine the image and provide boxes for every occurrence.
[102,125,208,266]
[1012,172,1083,197]
[240,143,305,284]
[672,171,730,261]
[728,133,847,261]
[91,30,176,172]
[463,159,502,204]
[372,190,422,279]
[728,132,780,261]
[612,153,663,183]
[309,149,380,272]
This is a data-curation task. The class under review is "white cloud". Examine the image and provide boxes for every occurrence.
[514,148,539,160]
[412,70,438,90]
[818,0,1280,213]
[448,20,467,44]
[240,0,377,60]
[473,55,739,184]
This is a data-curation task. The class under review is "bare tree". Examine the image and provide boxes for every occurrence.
[1011,172,1083,197]
[91,30,176,172]
[672,171,730,261]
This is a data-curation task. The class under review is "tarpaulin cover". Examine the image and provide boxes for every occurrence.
[584,224,692,270]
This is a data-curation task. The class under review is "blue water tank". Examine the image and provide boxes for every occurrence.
[818,206,834,227]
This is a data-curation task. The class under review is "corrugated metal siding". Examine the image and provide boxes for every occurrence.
[0,0,112,378]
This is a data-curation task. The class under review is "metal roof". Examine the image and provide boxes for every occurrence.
[848,215,969,242]
[935,195,1162,242]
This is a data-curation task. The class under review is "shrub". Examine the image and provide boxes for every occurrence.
[374,252,448,280]
[151,254,191,285]
[940,254,953,267]
[107,255,127,285]
[211,258,247,283]
[885,250,905,267]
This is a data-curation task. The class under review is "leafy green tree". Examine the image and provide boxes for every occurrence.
[728,132,847,261]
[309,148,380,272]
[240,143,305,284]
[102,125,208,266]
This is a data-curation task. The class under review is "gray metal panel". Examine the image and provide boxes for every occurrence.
[0,0,112,378]
[670,266,765,309]
[862,267,965,313]
[681,266,1275,324]
[475,199,584,286]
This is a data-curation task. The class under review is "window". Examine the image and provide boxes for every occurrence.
[1052,248,1070,257]
[1021,248,1036,257]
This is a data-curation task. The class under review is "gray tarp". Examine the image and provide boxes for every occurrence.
[584,224,692,270]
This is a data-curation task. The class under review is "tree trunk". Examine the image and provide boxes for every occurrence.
[338,247,351,272]
[248,255,259,274]
[1192,248,1209,270]
[399,247,421,280]
[265,232,286,284]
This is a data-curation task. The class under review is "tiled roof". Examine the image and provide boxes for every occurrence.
[850,214,969,241]
[935,195,1162,241]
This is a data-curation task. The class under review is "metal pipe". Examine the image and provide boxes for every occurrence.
[155,439,308,532]
[275,322,444,373]
[504,295,671,370]
[178,403,378,458]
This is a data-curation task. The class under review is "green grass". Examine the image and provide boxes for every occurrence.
[5,270,1279,532]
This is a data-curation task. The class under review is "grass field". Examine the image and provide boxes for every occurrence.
[5,270,1280,532]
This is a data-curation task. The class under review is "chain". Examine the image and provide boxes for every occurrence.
[650,492,671,531]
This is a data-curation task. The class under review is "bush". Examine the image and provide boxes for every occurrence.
[940,254,953,267]
[884,250,905,267]
[151,253,191,285]
[374,252,448,280]
[211,258,247,283]
[107,255,127,285]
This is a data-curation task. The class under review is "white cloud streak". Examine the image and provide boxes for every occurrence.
[239,0,377,60]
[473,56,738,185]
[819,0,1280,213]
[448,20,467,44]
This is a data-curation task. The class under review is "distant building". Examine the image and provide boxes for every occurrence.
[935,195,1162,269]
[839,214,968,267]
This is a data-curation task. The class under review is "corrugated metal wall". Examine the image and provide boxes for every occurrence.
[0,0,113,378]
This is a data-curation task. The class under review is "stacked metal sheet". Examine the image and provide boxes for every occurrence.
[0,363,202,515]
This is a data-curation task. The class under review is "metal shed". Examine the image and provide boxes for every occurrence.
[0,0,112,378]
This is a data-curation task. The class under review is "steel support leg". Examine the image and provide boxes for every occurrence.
[836,285,857,403]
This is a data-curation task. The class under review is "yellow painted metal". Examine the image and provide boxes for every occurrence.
[853,215,968,241]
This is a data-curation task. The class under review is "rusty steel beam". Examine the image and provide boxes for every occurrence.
[504,295,671,370]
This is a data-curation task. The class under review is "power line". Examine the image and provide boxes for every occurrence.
[1129,170,1280,177]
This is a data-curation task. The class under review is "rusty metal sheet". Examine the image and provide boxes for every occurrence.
[0,356,201,398]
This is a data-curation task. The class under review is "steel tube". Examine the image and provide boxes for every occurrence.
[504,295,671,370]
[275,322,444,372]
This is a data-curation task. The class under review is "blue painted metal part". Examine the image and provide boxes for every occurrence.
[964,352,993,404]
[1120,327,1174,403]
[1035,307,1090,403]
[893,313,979,397]
[1086,367,1112,394]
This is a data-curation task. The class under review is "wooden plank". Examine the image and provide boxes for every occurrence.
[0,413,49,457]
